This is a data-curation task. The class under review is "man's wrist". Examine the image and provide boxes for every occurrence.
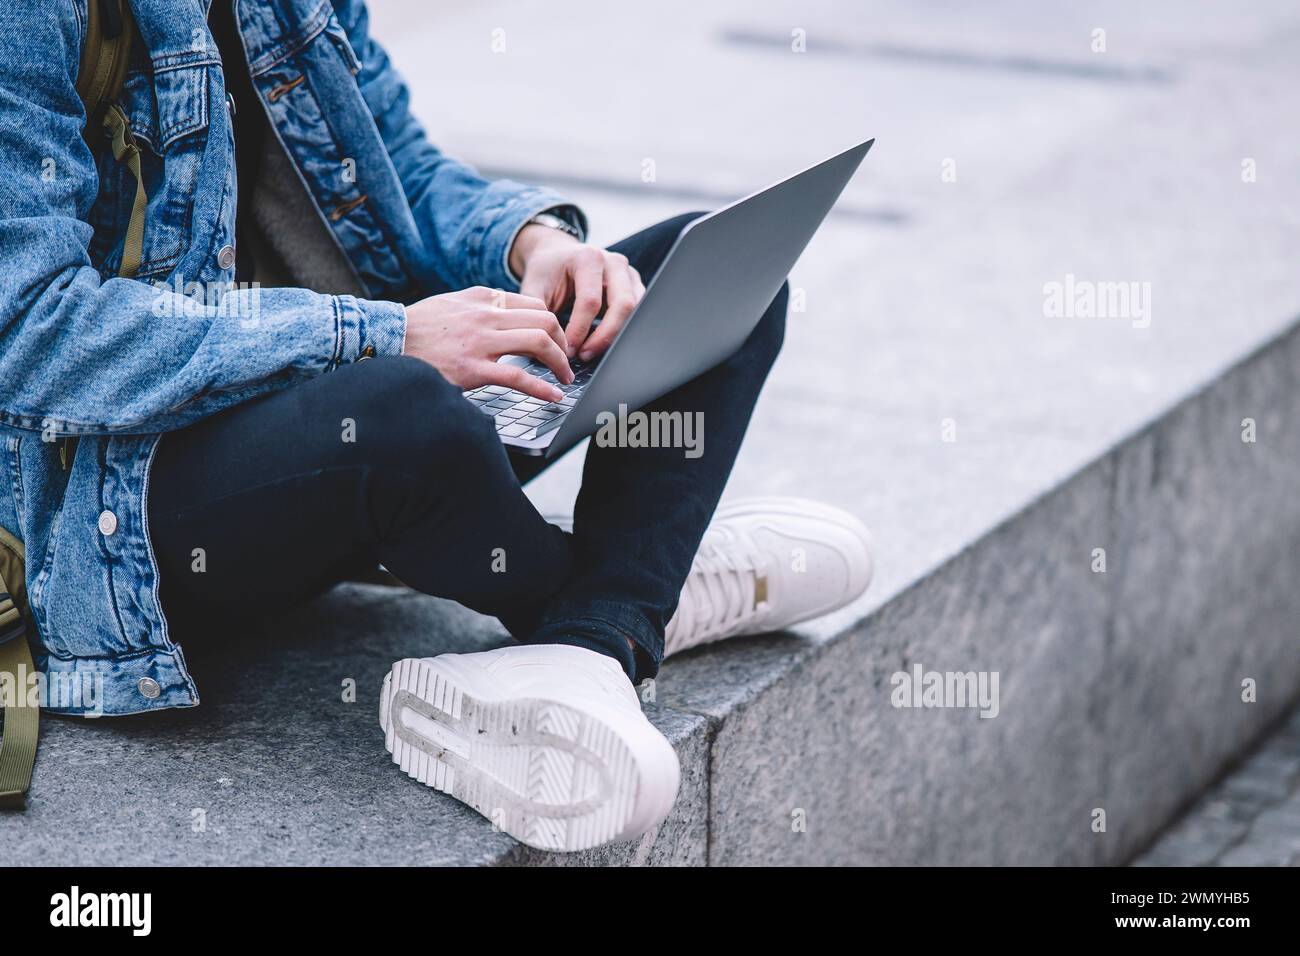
[508,221,580,279]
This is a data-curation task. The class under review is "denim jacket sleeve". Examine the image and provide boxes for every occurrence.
[0,2,407,438]
[334,0,588,293]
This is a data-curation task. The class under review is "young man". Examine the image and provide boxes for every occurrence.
[0,0,872,851]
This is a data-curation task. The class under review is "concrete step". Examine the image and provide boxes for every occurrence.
[7,315,1297,866]
[661,319,1300,865]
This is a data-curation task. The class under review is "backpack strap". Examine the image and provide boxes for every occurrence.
[76,0,134,132]
[105,104,148,278]
[77,0,147,279]
[0,527,37,806]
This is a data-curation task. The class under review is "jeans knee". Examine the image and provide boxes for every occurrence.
[744,279,788,368]
[617,211,711,275]
[353,354,445,405]
[350,356,500,482]
[674,210,711,232]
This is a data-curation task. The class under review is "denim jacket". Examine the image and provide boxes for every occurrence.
[0,0,581,715]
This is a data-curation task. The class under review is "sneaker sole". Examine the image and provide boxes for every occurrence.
[380,657,668,852]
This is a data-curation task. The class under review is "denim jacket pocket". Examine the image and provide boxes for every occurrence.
[87,62,214,281]
[26,486,138,662]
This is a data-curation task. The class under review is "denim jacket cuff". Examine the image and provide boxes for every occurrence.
[333,295,408,366]
[477,189,588,292]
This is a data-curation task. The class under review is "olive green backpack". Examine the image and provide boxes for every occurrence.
[0,0,142,807]
[0,529,36,806]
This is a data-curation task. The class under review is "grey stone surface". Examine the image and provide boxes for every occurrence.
[1092,330,1300,861]
[5,0,1300,864]
[684,321,1300,865]
[3,588,711,866]
[1134,706,1300,866]
[676,463,1116,865]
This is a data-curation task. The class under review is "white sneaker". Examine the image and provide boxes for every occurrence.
[380,644,680,852]
[664,496,874,656]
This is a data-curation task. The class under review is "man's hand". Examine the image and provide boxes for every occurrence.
[402,287,573,403]
[511,224,645,361]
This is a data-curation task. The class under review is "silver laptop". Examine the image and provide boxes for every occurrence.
[462,139,874,458]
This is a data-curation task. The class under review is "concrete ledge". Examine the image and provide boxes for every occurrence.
[6,318,1297,865]
[660,317,1300,865]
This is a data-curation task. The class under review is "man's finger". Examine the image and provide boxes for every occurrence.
[486,307,570,373]
[491,329,572,389]
[563,249,607,356]
[480,361,566,403]
[579,263,639,360]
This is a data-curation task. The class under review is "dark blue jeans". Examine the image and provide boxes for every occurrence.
[149,213,787,681]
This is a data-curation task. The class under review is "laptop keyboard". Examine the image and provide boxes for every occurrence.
[462,358,597,440]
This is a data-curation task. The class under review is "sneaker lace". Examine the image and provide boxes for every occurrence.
[666,524,768,654]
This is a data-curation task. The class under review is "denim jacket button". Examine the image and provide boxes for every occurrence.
[97,510,118,536]
[137,677,162,700]
[217,245,236,270]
